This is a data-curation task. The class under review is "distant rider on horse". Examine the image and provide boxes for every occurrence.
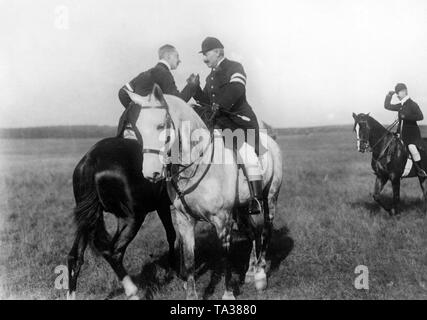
[384,83,427,177]
[186,37,264,214]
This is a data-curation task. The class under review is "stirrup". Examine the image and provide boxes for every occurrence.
[248,198,263,215]
[413,161,427,178]
[417,168,427,178]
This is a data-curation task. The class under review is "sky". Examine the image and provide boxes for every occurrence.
[1,0,427,128]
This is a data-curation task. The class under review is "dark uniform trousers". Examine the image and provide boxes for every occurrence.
[384,94,424,146]
[192,58,262,156]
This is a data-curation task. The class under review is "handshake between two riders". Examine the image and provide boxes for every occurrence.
[117,37,265,215]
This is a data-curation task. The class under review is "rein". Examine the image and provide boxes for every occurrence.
[370,119,399,152]
[362,118,400,164]
[165,126,215,186]
[138,102,216,202]
[198,102,252,122]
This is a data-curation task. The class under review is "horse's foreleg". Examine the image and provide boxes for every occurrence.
[175,210,197,300]
[212,215,235,300]
[67,231,88,300]
[235,209,257,284]
[157,204,177,274]
[390,178,401,216]
[253,195,276,291]
[245,241,257,284]
[373,176,389,212]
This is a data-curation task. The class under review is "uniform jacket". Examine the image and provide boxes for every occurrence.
[384,93,424,145]
[193,58,259,132]
[118,62,194,108]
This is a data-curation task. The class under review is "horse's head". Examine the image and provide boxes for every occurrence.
[352,112,371,153]
[126,85,175,183]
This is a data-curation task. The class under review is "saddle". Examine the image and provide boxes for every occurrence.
[191,104,269,156]
[390,136,427,178]
[116,102,143,145]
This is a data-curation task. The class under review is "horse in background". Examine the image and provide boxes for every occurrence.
[126,85,283,300]
[352,112,427,216]
[67,137,176,300]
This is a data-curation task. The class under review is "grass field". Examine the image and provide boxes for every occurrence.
[1,129,427,300]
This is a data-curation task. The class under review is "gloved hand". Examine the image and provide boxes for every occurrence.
[186,73,200,87]
[208,103,220,122]
[388,90,395,96]
[212,102,220,113]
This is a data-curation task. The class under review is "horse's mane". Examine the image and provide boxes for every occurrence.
[164,95,208,131]
[367,115,387,133]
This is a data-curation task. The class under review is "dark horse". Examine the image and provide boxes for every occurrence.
[67,137,176,300]
[352,113,427,216]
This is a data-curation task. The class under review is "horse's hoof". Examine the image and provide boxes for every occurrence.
[254,270,267,291]
[122,276,138,297]
[66,291,76,300]
[389,209,401,218]
[128,295,140,300]
[186,292,198,300]
[244,271,255,284]
[222,291,236,300]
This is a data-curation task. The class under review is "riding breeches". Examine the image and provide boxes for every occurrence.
[213,129,263,181]
[238,141,263,181]
[408,144,421,162]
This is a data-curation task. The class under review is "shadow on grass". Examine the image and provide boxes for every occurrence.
[106,227,294,300]
[349,196,426,217]
[104,253,175,300]
[104,225,294,300]
[137,253,176,300]
[182,225,293,300]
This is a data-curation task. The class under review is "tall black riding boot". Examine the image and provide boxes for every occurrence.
[248,180,264,215]
[414,161,427,178]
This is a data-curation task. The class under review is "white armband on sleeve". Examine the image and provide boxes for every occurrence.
[230,73,246,86]
[124,83,134,92]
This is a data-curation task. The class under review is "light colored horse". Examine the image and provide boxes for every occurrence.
[126,85,283,300]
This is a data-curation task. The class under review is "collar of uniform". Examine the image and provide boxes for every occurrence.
[400,95,410,105]
[158,59,172,71]
[212,57,226,72]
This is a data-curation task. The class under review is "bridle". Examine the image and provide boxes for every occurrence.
[137,101,216,219]
[354,119,370,152]
[139,104,174,161]
[354,117,400,158]
[138,102,215,185]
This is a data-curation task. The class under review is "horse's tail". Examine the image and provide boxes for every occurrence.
[73,189,102,236]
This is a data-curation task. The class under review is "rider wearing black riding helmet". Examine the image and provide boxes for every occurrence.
[384,83,427,178]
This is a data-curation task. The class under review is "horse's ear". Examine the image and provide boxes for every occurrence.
[367,112,370,117]
[125,90,146,106]
[352,112,357,120]
[152,84,167,106]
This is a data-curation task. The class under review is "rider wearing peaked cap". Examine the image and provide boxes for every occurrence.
[188,37,264,215]
[198,37,224,53]
[384,83,427,177]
